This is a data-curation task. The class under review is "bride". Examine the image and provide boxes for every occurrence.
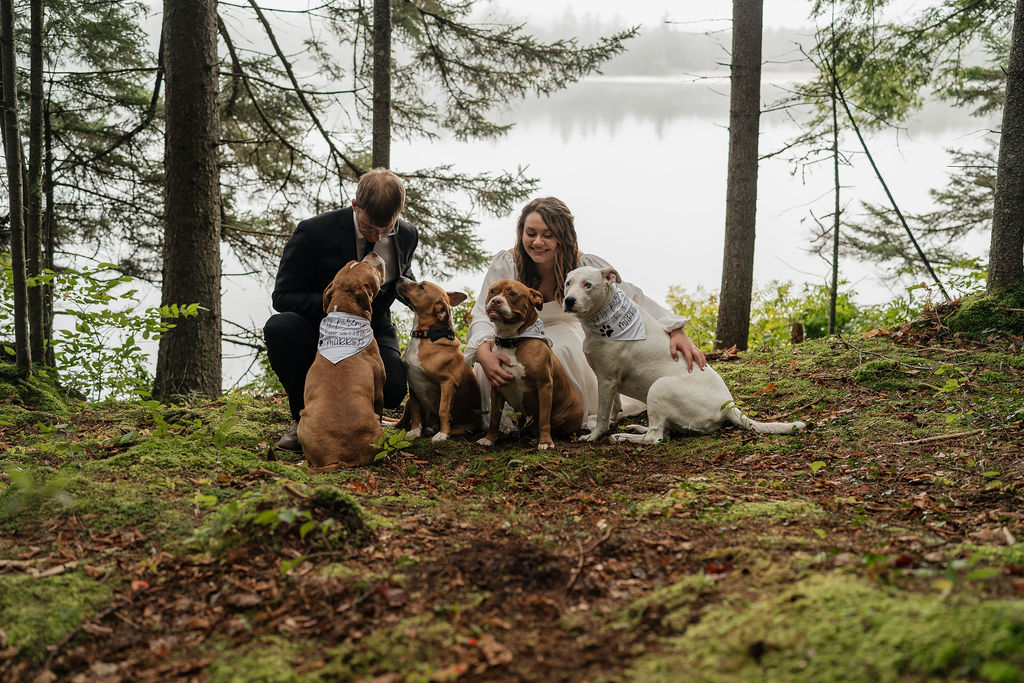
[464,197,707,428]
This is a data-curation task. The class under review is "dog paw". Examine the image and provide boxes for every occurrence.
[577,431,603,443]
[406,427,422,439]
[431,431,449,443]
[538,441,554,450]
[477,437,494,447]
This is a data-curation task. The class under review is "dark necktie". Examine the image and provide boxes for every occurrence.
[361,239,376,259]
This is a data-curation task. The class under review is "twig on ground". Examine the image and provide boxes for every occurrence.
[565,528,613,592]
[764,400,817,421]
[893,429,988,446]
[282,483,310,500]
[565,539,586,592]
[837,333,937,371]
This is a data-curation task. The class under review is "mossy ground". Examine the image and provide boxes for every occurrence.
[1,331,1022,681]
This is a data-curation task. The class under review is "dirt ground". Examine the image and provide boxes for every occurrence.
[2,328,1023,681]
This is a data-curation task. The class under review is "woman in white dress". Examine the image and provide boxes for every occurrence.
[464,197,706,427]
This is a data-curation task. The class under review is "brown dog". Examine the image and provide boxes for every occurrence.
[297,253,387,470]
[477,279,583,450]
[396,278,481,441]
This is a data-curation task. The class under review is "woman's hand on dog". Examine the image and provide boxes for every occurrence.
[478,342,515,387]
[670,329,707,372]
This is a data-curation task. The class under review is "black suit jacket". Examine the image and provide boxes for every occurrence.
[271,207,418,352]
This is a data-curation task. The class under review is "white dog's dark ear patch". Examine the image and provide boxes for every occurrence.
[601,267,622,284]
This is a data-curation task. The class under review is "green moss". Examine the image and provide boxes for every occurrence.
[185,484,374,556]
[948,287,1024,338]
[637,481,710,516]
[84,438,265,480]
[714,499,824,524]
[959,543,1024,566]
[630,572,1024,682]
[206,615,463,681]
[320,613,460,680]
[0,571,113,663]
[367,493,441,509]
[0,364,74,417]
[852,359,925,392]
[206,635,313,682]
[0,464,188,535]
[615,575,713,631]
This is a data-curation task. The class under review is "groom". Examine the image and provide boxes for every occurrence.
[263,168,419,451]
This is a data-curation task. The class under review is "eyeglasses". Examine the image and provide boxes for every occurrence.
[356,208,398,238]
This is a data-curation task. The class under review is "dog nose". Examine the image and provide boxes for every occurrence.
[564,296,575,312]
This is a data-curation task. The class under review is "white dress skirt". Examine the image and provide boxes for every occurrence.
[464,250,688,430]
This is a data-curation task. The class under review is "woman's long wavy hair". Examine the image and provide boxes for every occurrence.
[513,197,581,303]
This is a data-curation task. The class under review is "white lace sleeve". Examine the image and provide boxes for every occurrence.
[580,253,688,333]
[465,251,516,365]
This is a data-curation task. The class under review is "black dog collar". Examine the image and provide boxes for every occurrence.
[411,326,456,342]
[494,335,525,348]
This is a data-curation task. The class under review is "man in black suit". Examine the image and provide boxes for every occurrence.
[264,168,419,451]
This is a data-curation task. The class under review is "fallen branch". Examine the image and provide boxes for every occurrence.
[764,400,818,421]
[893,429,988,446]
[837,334,939,372]
[565,528,612,592]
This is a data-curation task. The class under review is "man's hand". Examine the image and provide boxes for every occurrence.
[669,329,707,372]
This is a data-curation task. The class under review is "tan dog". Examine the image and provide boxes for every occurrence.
[298,253,387,470]
[397,278,481,441]
[477,279,583,450]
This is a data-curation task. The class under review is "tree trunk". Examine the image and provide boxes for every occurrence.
[988,0,1024,292]
[829,45,840,335]
[715,0,763,351]
[43,106,55,366]
[28,0,45,362]
[371,0,391,168]
[0,0,31,371]
[154,0,222,399]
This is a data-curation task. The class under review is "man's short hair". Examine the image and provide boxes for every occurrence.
[355,168,406,226]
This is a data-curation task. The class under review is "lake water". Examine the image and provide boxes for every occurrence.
[222,74,998,387]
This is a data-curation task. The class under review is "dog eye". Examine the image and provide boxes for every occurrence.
[584,282,592,289]
[418,284,424,290]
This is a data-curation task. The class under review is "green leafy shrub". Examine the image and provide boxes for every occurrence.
[0,260,197,401]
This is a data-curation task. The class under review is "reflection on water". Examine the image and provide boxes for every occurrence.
[500,76,995,143]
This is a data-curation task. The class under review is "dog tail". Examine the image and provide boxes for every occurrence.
[725,407,806,434]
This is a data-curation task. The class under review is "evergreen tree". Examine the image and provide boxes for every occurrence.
[154,0,222,399]
[989,0,1024,291]
[715,0,763,351]
[0,0,30,371]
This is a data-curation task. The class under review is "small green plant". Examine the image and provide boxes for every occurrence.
[0,261,199,400]
[212,403,241,447]
[373,430,413,462]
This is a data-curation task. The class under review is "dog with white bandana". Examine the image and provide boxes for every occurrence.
[563,266,806,444]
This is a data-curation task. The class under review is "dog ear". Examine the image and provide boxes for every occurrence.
[529,288,544,310]
[447,291,468,307]
[600,267,622,284]
[433,301,448,323]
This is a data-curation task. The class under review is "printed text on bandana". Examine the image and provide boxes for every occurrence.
[586,288,646,341]
[317,312,374,364]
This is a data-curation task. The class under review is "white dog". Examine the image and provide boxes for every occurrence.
[563,266,806,444]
